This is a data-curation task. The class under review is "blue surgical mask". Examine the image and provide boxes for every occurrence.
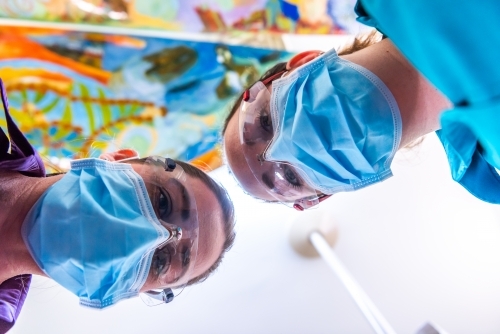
[22,158,197,309]
[265,49,402,195]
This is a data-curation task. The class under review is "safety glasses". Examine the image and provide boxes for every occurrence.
[238,74,331,210]
[124,156,199,299]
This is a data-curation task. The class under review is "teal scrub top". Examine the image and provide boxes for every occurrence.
[355,0,500,203]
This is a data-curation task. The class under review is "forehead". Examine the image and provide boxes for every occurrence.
[188,176,225,275]
[223,112,276,201]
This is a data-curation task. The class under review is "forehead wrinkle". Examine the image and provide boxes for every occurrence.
[193,210,224,274]
[188,176,225,278]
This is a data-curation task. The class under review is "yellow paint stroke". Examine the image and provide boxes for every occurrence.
[192,113,217,127]
[0,67,73,93]
[0,31,111,84]
[8,104,50,133]
[141,105,167,118]
[124,0,181,30]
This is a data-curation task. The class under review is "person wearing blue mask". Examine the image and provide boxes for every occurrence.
[0,80,235,332]
[222,34,451,210]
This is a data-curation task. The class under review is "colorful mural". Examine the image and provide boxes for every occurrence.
[0,0,362,35]
[0,26,292,170]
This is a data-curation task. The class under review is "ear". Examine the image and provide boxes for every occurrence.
[99,148,139,162]
[286,50,323,71]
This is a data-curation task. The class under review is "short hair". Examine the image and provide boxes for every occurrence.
[221,30,382,134]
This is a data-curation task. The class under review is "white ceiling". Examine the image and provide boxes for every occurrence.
[11,134,500,334]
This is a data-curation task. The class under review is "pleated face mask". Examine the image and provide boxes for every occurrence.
[22,157,199,309]
[237,49,402,210]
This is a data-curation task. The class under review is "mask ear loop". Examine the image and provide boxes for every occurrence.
[142,284,187,306]
[243,70,287,102]
[143,288,175,304]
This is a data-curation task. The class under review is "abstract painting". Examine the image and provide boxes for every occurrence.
[0,0,362,35]
[0,26,292,170]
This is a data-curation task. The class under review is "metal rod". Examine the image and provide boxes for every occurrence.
[309,231,397,334]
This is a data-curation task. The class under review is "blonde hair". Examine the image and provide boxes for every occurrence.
[337,29,383,56]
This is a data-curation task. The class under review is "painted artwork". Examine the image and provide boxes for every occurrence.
[0,0,362,35]
[0,26,292,170]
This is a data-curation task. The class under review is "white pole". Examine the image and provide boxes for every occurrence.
[309,231,397,334]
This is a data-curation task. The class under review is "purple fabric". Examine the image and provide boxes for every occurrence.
[0,276,31,333]
[0,79,45,177]
[0,78,46,333]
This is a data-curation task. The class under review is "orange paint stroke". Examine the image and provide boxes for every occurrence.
[105,35,146,49]
[0,67,72,82]
[0,31,111,84]
[5,26,68,36]
[190,148,223,172]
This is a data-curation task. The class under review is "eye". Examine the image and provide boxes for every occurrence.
[283,165,302,189]
[158,188,172,220]
[153,246,171,276]
[258,109,273,134]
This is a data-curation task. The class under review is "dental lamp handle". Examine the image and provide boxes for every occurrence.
[309,231,397,334]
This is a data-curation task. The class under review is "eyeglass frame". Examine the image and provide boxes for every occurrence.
[240,70,332,211]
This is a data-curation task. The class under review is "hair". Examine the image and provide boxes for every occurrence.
[47,158,236,287]
[221,30,382,134]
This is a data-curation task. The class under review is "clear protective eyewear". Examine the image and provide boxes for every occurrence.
[122,156,199,303]
[238,71,331,210]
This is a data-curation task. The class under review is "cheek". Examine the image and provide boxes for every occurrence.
[140,265,159,292]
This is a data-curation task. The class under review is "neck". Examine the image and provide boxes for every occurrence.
[0,172,61,284]
[341,39,452,148]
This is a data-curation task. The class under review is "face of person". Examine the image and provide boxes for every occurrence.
[224,69,318,203]
[97,151,228,292]
[124,161,226,292]
[223,51,325,204]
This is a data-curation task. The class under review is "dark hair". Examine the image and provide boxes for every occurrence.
[173,159,236,286]
[221,30,382,135]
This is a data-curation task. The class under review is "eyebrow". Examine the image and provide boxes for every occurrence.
[172,244,191,284]
[261,172,274,191]
[169,178,191,221]
[244,138,256,147]
[166,179,192,283]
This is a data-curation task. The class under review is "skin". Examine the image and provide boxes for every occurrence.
[0,150,225,294]
[224,39,452,201]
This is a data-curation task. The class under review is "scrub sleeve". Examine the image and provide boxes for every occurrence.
[354,0,500,203]
[0,79,45,333]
